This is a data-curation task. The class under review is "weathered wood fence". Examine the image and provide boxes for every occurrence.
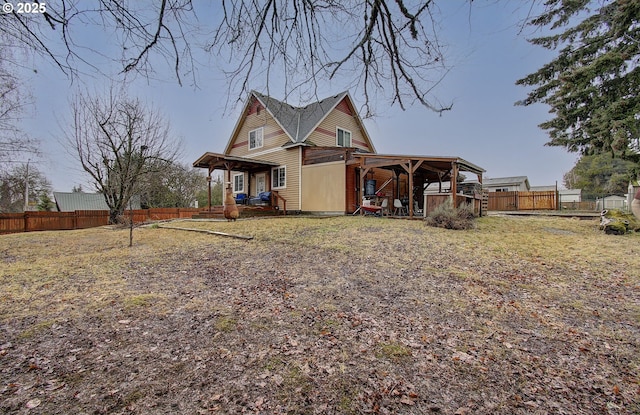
[487,191,558,211]
[0,208,201,234]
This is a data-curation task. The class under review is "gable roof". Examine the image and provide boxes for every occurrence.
[483,176,530,189]
[224,90,375,153]
[54,192,141,212]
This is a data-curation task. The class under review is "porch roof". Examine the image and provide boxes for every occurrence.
[193,152,278,173]
[348,153,485,182]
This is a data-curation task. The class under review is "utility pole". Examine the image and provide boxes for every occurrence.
[24,159,30,212]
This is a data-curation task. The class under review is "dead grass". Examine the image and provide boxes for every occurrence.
[0,215,639,414]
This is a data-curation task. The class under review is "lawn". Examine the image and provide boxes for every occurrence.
[1,215,639,414]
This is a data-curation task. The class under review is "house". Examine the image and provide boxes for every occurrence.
[530,185,556,192]
[193,91,485,216]
[54,192,141,212]
[483,176,530,192]
[559,189,581,203]
[596,195,627,210]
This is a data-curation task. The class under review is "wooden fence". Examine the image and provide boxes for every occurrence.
[0,208,202,234]
[487,191,558,211]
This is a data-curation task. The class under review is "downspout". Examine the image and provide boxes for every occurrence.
[296,112,302,211]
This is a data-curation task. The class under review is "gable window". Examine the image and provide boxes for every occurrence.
[272,166,286,189]
[233,173,245,193]
[249,127,263,150]
[337,127,351,147]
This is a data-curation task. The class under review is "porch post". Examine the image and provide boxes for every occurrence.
[451,162,459,207]
[408,161,414,218]
[207,169,212,212]
[359,167,369,215]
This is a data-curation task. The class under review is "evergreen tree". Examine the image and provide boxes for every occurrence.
[517,0,640,162]
[563,153,634,198]
[37,193,55,211]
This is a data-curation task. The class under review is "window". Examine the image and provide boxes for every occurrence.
[495,188,509,192]
[272,166,286,189]
[249,127,263,150]
[233,173,244,193]
[337,127,351,147]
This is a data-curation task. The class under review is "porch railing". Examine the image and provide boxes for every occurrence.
[272,191,287,215]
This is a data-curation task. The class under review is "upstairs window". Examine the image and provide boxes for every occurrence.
[249,127,263,150]
[337,127,351,147]
[272,166,286,189]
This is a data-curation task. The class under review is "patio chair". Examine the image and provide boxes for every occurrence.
[393,199,406,216]
[380,198,389,216]
[414,201,423,216]
[234,193,248,205]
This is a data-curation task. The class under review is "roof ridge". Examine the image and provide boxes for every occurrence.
[253,90,349,144]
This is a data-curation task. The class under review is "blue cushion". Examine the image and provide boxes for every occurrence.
[259,192,271,202]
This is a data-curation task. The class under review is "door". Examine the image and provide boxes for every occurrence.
[256,173,266,194]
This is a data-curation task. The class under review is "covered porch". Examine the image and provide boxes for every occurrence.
[348,153,485,219]
[192,152,287,214]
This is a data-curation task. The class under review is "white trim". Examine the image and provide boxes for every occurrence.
[298,147,302,210]
[248,127,264,150]
[256,173,266,193]
[232,172,245,193]
[336,127,352,147]
[272,166,286,189]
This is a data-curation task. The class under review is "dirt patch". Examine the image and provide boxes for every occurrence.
[1,216,639,414]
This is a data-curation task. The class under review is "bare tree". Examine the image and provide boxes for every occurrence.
[138,162,207,208]
[0,163,51,212]
[66,89,182,224]
[2,1,452,115]
[0,38,39,171]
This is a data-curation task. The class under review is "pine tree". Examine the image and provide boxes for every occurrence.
[37,193,55,211]
[517,0,640,162]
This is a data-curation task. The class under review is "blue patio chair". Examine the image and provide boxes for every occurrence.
[234,193,248,204]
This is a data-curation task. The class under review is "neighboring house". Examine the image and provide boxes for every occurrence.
[193,90,485,216]
[530,185,556,192]
[596,195,627,210]
[559,189,581,203]
[483,176,530,192]
[54,192,141,212]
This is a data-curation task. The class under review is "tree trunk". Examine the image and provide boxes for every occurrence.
[109,209,121,225]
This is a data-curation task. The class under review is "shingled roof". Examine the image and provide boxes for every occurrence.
[251,91,349,144]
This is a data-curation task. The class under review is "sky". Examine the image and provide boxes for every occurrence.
[20,1,579,192]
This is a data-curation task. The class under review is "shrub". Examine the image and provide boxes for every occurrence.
[425,199,475,230]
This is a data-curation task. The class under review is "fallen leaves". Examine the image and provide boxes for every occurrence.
[1,216,639,414]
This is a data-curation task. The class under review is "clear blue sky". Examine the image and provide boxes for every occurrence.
[23,1,578,192]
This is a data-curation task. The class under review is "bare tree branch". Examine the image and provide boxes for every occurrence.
[3,1,456,115]
[64,88,182,223]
